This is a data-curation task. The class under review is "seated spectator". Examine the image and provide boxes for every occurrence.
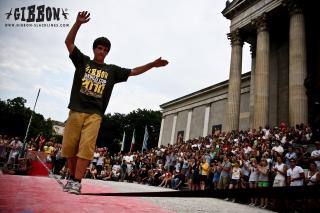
[90,165,98,179]
[137,165,148,184]
[159,170,173,187]
[171,170,185,189]
[111,161,121,181]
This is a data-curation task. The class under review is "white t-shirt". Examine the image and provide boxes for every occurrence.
[311,149,320,168]
[285,152,297,165]
[243,146,252,155]
[274,163,286,181]
[272,145,284,155]
[287,166,304,186]
[249,167,258,182]
[231,167,241,180]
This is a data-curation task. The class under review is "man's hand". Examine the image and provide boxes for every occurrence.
[152,57,169,68]
[76,11,90,25]
[65,11,90,53]
[130,57,169,76]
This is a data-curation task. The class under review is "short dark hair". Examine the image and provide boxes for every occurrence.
[93,37,111,51]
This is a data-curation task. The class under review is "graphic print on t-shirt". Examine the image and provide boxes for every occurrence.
[81,64,108,98]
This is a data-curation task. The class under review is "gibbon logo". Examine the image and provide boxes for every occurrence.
[5,5,69,22]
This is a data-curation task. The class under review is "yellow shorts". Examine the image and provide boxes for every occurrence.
[61,110,102,160]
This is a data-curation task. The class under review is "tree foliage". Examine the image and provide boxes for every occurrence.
[96,109,162,154]
[0,97,162,152]
[0,97,53,142]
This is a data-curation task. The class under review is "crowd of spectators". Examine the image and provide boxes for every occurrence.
[1,122,320,210]
[80,123,320,210]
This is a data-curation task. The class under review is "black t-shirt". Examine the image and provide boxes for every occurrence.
[68,46,131,116]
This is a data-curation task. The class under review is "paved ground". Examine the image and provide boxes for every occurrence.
[89,180,272,213]
[0,174,272,213]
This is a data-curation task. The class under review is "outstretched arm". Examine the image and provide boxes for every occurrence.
[65,11,90,53]
[129,57,169,76]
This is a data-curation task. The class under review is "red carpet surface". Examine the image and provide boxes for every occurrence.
[0,175,175,213]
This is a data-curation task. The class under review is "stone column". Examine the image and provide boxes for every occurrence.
[203,105,211,137]
[185,110,192,140]
[170,114,177,145]
[288,0,308,126]
[225,29,243,131]
[252,14,270,129]
[249,43,256,129]
[157,118,164,147]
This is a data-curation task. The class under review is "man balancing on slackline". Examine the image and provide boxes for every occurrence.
[61,11,169,194]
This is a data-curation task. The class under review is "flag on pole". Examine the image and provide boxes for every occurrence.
[142,125,149,152]
[121,131,126,152]
[129,129,135,152]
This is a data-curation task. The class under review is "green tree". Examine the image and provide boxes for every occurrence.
[0,97,53,141]
[96,109,161,154]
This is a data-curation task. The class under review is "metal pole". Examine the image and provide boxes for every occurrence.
[20,88,41,158]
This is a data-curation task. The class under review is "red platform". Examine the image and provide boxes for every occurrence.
[0,175,175,213]
[28,161,52,176]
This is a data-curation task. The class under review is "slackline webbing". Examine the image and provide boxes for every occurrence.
[81,185,320,199]
[35,153,65,188]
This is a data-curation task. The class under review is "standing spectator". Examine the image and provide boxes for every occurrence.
[120,159,127,182]
[218,155,231,190]
[287,159,305,186]
[212,160,222,190]
[257,159,269,208]
[248,158,258,206]
[38,134,46,152]
[96,151,105,176]
[200,157,209,190]
[305,162,320,186]
[284,146,297,166]
[300,145,311,169]
[92,149,100,167]
[311,141,320,171]
[272,140,284,156]
[7,137,23,168]
[241,155,250,189]
[228,161,242,202]
[272,155,287,187]
[0,135,7,165]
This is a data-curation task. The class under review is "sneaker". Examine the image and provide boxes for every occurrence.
[68,181,81,195]
[63,180,73,192]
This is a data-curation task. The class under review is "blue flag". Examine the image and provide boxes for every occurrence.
[142,125,149,152]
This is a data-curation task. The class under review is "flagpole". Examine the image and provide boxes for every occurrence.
[20,88,41,158]
[121,131,125,152]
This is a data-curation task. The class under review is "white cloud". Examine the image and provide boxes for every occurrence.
[0,0,251,122]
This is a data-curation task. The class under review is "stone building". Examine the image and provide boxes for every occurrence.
[158,0,320,147]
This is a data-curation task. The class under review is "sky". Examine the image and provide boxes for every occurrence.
[0,0,251,122]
